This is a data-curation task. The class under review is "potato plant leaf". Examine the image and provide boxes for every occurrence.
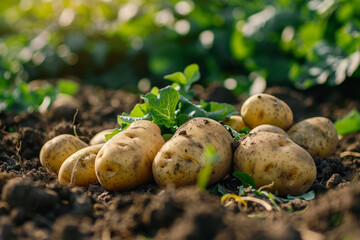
[200,100,238,121]
[164,63,200,99]
[233,171,255,188]
[142,86,180,129]
[334,109,360,136]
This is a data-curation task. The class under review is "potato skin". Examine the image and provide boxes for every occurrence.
[40,134,88,174]
[223,115,247,132]
[234,132,316,196]
[250,124,289,138]
[241,93,293,130]
[89,129,113,145]
[287,117,338,158]
[95,120,165,191]
[152,117,233,187]
[58,144,103,187]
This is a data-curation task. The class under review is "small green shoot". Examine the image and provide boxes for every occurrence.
[334,109,360,136]
[164,63,200,99]
[197,145,219,191]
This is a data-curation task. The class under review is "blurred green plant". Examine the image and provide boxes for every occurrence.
[0,78,78,113]
[335,109,360,136]
[0,0,359,94]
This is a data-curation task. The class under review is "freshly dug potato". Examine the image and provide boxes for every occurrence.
[287,117,338,158]
[89,129,113,145]
[40,134,88,174]
[241,93,293,130]
[234,132,316,196]
[95,120,165,191]
[250,124,289,138]
[223,115,248,132]
[153,117,233,187]
[58,144,103,187]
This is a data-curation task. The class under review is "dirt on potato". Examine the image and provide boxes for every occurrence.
[0,82,360,239]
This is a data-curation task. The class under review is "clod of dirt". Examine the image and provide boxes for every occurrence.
[1,178,59,212]
[52,214,93,240]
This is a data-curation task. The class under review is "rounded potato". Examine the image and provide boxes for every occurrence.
[89,129,113,145]
[287,117,338,158]
[153,117,233,187]
[250,124,289,138]
[40,134,88,174]
[234,132,316,196]
[241,93,293,130]
[95,120,165,191]
[58,144,103,187]
[223,115,248,132]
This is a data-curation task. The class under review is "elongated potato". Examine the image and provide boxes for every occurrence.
[234,132,316,196]
[95,120,165,191]
[153,117,233,187]
[89,129,113,145]
[58,144,103,187]
[224,115,248,132]
[250,124,289,138]
[287,117,338,158]
[40,134,88,174]
[241,93,293,130]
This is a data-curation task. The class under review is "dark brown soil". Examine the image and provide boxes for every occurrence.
[1,83,360,239]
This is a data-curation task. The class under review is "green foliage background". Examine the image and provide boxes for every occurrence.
[0,0,359,100]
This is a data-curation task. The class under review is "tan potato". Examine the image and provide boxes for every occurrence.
[89,129,113,145]
[223,115,248,132]
[287,117,338,158]
[58,144,103,187]
[153,117,233,187]
[95,120,165,191]
[234,132,316,196]
[40,134,88,174]
[241,93,293,130]
[250,124,289,138]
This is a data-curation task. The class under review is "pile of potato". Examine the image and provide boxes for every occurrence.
[39,93,338,196]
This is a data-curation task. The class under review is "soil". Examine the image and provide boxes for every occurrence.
[1,82,360,240]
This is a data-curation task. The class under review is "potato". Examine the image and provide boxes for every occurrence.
[234,132,316,196]
[89,129,113,145]
[40,134,88,174]
[287,117,338,158]
[95,120,165,191]
[223,115,248,132]
[152,117,233,187]
[241,93,293,130]
[58,144,103,187]
[250,124,289,138]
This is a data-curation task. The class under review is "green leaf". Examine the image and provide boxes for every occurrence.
[56,79,79,96]
[224,125,242,140]
[335,109,360,136]
[105,128,121,141]
[117,103,151,130]
[164,72,187,85]
[175,114,190,127]
[232,171,255,188]
[178,96,208,118]
[142,86,180,129]
[200,100,238,121]
[184,63,200,86]
[286,190,316,201]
